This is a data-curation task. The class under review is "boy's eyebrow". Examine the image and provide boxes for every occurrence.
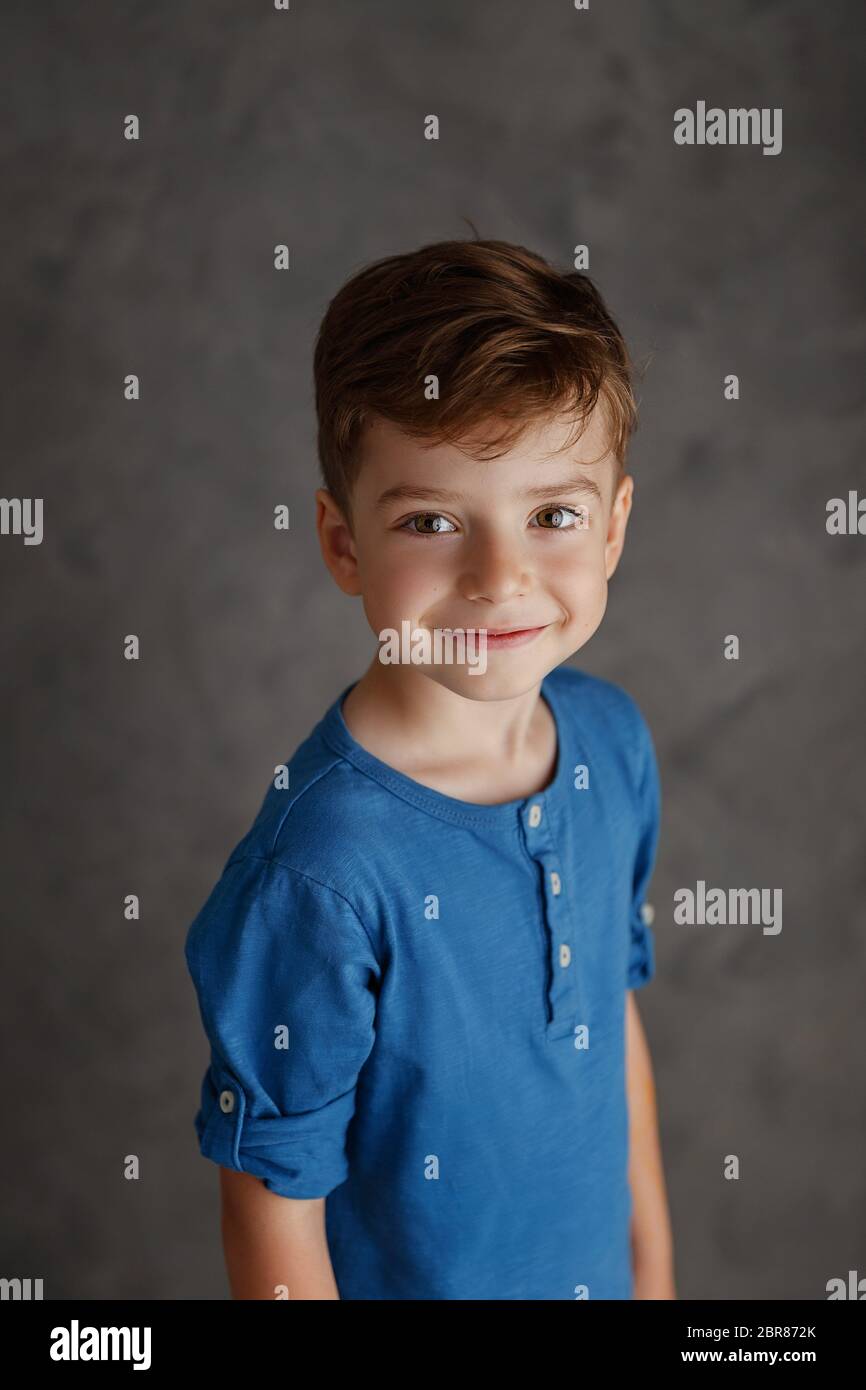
[375,473,604,509]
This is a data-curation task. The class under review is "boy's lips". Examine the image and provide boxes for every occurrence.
[440,623,551,649]
[483,625,549,649]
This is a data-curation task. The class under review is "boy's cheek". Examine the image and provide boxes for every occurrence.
[567,584,609,649]
[358,554,448,617]
[548,561,607,614]
[543,538,605,579]
[359,578,435,639]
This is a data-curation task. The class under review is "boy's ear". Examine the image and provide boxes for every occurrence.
[604,473,634,581]
[316,488,362,596]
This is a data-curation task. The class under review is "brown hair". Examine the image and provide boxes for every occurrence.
[313,237,639,530]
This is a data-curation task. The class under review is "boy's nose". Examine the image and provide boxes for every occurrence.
[458,535,532,604]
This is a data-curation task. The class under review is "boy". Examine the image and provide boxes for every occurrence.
[184,238,675,1300]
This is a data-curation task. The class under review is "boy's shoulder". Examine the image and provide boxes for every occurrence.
[219,705,391,892]
[545,662,653,763]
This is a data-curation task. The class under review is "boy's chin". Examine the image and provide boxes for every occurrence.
[419,663,558,703]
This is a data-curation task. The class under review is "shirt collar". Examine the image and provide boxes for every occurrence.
[318,670,571,829]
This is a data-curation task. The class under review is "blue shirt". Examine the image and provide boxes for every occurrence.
[184,663,661,1300]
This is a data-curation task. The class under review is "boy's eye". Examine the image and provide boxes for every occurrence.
[402,513,458,535]
[530,505,585,530]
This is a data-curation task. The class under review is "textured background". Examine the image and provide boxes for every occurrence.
[1,0,864,1299]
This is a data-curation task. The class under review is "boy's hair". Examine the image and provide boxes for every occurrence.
[313,237,639,530]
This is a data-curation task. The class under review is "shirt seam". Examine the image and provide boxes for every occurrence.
[224,852,382,967]
[268,758,350,849]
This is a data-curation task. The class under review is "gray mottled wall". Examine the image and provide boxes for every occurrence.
[1,0,864,1299]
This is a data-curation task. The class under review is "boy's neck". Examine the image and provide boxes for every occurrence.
[339,659,558,805]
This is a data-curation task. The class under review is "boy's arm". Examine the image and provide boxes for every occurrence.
[218,1167,341,1299]
[625,990,676,1299]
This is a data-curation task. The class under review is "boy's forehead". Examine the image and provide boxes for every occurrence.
[358,408,615,497]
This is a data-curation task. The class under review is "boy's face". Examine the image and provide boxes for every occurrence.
[316,406,634,702]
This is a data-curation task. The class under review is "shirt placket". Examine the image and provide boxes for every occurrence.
[521,794,585,1040]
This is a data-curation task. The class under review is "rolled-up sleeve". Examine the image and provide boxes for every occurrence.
[184,854,380,1198]
[627,714,661,990]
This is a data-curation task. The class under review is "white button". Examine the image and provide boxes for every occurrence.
[559,943,571,967]
[219,1089,235,1113]
[528,804,542,827]
[550,871,561,896]
[640,902,655,926]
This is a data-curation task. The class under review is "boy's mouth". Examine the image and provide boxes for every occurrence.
[476,624,550,649]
